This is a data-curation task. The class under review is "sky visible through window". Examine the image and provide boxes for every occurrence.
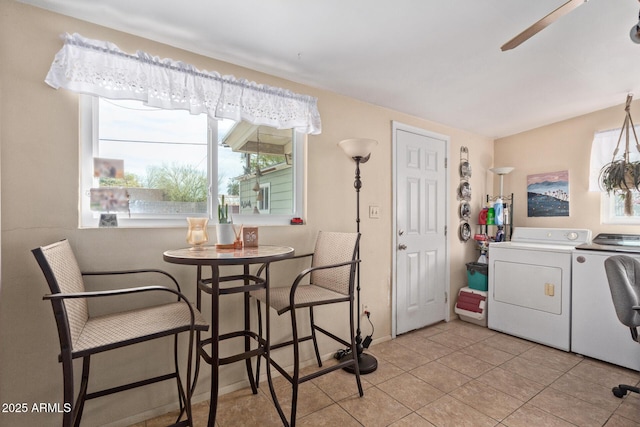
[98,98,242,194]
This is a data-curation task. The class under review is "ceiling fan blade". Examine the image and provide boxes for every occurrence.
[501,0,587,51]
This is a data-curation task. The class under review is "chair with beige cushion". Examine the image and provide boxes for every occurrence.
[604,254,640,398]
[32,239,209,427]
[250,231,363,427]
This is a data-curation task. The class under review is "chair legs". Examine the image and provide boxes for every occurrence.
[74,357,91,427]
[60,333,197,427]
[61,353,74,427]
[60,350,86,427]
[611,328,640,398]
[255,300,363,427]
[290,306,301,427]
[174,333,195,427]
[308,307,323,368]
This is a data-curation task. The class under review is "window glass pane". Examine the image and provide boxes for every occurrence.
[97,99,209,216]
[601,191,640,224]
[220,123,294,217]
[591,127,640,224]
[612,192,640,217]
[81,96,302,227]
[217,142,243,218]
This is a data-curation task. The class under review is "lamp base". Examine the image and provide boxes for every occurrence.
[341,352,378,375]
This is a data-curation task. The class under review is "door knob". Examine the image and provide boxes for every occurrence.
[398,244,407,250]
[398,230,405,236]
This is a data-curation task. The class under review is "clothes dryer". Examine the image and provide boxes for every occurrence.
[488,228,591,351]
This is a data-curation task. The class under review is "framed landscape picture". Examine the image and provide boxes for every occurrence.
[527,170,569,217]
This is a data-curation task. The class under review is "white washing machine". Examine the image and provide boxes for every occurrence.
[488,227,592,351]
[572,234,640,371]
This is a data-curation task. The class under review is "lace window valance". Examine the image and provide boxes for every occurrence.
[45,33,322,135]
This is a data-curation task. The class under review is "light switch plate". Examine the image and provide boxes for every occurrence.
[369,205,380,219]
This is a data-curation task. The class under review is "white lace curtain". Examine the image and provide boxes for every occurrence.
[45,33,322,135]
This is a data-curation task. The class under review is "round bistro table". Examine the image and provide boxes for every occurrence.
[163,245,295,426]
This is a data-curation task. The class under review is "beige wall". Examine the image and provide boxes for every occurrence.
[495,99,640,235]
[0,1,493,425]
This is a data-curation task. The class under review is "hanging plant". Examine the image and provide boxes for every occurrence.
[598,94,640,215]
[599,160,640,193]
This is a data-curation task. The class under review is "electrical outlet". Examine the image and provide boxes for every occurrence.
[369,205,380,219]
[361,303,369,314]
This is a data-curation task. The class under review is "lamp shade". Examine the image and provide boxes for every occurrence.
[489,167,515,175]
[490,167,514,198]
[338,138,378,158]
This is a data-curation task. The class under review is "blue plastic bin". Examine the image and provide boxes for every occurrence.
[466,262,488,291]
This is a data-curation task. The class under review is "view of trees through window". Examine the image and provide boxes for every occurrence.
[92,98,294,221]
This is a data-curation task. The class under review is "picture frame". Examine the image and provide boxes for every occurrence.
[242,227,259,247]
[527,170,569,217]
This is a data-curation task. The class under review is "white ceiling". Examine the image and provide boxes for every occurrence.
[18,0,640,138]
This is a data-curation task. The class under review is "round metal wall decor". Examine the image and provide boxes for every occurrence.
[458,182,471,201]
[459,222,471,242]
[459,161,472,178]
[459,202,471,219]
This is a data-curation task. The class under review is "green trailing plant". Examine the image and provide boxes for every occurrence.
[598,94,640,215]
[599,160,640,195]
[218,195,229,224]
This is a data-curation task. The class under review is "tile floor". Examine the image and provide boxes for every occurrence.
[137,320,640,427]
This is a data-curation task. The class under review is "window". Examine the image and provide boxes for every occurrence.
[80,96,304,227]
[257,183,271,213]
[590,127,640,224]
[601,192,640,224]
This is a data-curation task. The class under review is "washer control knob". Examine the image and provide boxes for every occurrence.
[567,232,579,240]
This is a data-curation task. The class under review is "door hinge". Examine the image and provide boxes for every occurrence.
[444,157,448,168]
[444,225,447,236]
[445,291,448,303]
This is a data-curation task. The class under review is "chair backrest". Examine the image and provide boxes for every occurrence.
[32,240,89,348]
[604,255,640,329]
[310,231,360,295]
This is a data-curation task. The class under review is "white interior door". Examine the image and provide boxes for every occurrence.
[393,122,448,335]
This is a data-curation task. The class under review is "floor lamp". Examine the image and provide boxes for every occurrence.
[338,138,378,374]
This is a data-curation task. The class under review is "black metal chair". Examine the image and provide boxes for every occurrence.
[32,239,209,427]
[604,254,640,398]
[250,231,364,427]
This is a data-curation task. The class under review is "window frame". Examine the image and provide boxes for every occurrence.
[79,95,305,228]
[590,127,640,224]
[600,192,640,225]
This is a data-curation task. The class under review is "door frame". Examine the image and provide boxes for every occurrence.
[391,121,451,338]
